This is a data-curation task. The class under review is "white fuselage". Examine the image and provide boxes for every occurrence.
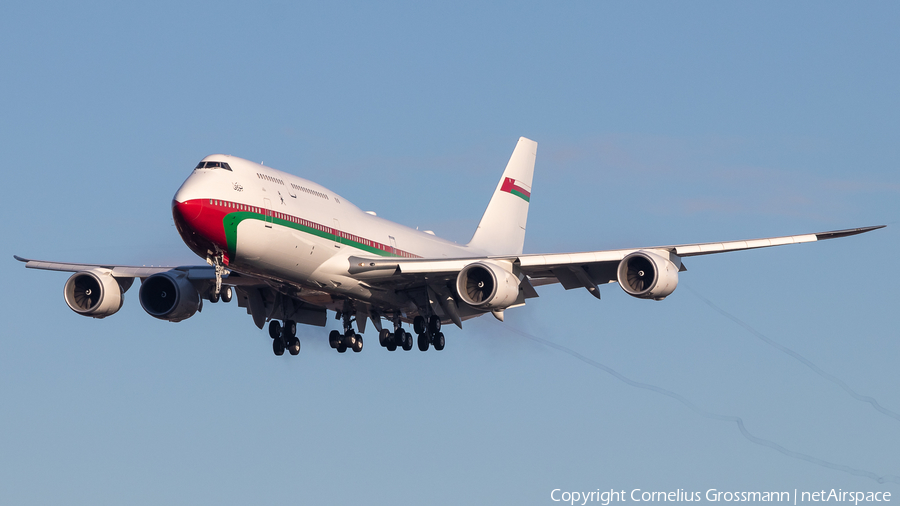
[172,154,483,310]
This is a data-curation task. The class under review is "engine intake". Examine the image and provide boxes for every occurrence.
[139,271,200,322]
[616,251,679,300]
[64,269,127,318]
[456,261,520,309]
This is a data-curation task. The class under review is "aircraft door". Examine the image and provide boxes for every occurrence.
[263,198,273,228]
[389,236,397,256]
[333,218,341,248]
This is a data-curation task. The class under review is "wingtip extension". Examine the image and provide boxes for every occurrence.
[816,225,886,240]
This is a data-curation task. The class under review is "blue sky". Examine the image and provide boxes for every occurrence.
[2,2,898,504]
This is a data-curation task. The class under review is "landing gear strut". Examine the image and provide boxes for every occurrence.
[330,311,363,353]
[413,315,445,352]
[206,252,230,300]
[269,319,300,356]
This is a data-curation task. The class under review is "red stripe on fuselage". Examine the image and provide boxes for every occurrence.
[172,198,422,260]
[174,199,230,249]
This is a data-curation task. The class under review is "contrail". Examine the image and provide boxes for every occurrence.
[684,285,900,424]
[498,323,900,484]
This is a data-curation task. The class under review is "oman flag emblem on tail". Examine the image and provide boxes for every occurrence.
[500,177,531,202]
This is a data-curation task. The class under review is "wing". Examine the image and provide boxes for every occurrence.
[14,255,327,330]
[518,226,884,288]
[14,255,216,278]
[348,225,885,300]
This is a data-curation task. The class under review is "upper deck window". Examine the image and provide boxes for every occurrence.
[194,161,233,171]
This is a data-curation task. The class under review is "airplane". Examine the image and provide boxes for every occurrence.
[16,137,884,356]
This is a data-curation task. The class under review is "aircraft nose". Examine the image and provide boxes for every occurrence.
[172,171,209,222]
[171,195,229,255]
[173,169,210,204]
[172,198,202,222]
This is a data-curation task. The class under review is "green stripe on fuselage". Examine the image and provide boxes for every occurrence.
[222,212,398,259]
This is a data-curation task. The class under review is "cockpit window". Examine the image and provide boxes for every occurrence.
[194,161,232,171]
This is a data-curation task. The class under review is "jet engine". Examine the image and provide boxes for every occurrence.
[456,261,520,309]
[64,269,128,318]
[139,270,200,322]
[616,251,679,300]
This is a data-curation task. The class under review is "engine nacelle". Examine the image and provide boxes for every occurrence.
[64,269,126,318]
[139,270,200,322]
[456,261,520,309]
[616,251,679,300]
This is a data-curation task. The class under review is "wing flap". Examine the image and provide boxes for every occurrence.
[550,267,584,290]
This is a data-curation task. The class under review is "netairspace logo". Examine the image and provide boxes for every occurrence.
[549,489,892,506]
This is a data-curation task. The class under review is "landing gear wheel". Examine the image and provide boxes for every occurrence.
[417,333,429,352]
[379,328,392,347]
[287,337,300,355]
[352,334,363,353]
[337,343,347,353]
[428,315,441,334]
[221,286,232,303]
[386,341,397,352]
[329,330,341,349]
[269,320,282,339]
[284,320,297,338]
[413,315,427,335]
[402,331,413,351]
[209,292,219,303]
[273,337,285,356]
[342,332,357,353]
[433,332,445,351]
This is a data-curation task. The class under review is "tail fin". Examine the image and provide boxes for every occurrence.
[467,137,537,255]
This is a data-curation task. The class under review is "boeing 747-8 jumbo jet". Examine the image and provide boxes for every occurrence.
[16,138,883,356]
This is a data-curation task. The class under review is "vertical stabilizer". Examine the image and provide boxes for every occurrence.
[467,137,537,255]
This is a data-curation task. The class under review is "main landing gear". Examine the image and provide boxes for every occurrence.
[297,311,443,356]
[378,324,413,352]
[329,312,363,353]
[413,315,445,352]
[269,319,300,356]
